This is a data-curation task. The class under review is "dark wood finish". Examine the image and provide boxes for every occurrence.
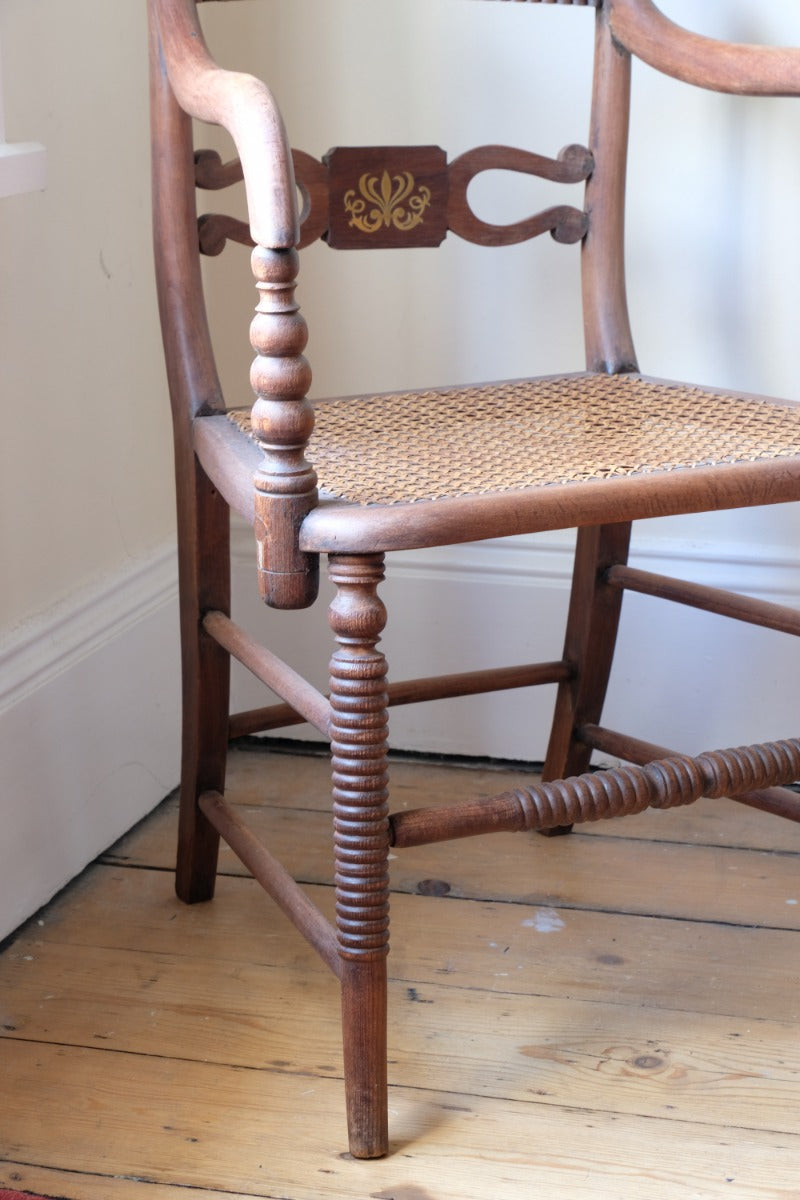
[326,146,448,250]
[9,746,800,1198]
[581,3,637,373]
[328,555,391,1158]
[579,724,800,823]
[149,1,230,904]
[389,735,800,848]
[605,564,800,636]
[190,401,800,555]
[196,142,592,253]
[148,0,800,1160]
[203,609,332,735]
[228,659,572,739]
[293,149,331,248]
[448,143,590,246]
[249,245,319,609]
[198,790,341,974]
[541,521,632,833]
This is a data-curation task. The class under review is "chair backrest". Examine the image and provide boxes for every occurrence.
[151,0,800,385]
[148,0,800,605]
[182,0,631,375]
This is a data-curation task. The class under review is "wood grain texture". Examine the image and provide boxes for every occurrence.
[2,747,800,1198]
[328,555,391,1156]
[198,789,341,975]
[203,610,331,734]
[228,659,571,738]
[249,244,319,609]
[153,0,297,247]
[105,792,800,931]
[581,725,800,823]
[609,0,800,97]
[148,0,800,1168]
[448,143,590,246]
[196,142,591,253]
[543,522,631,809]
[389,736,800,847]
[326,146,448,250]
[605,564,800,636]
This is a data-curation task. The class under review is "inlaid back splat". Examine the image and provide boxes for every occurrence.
[196,141,593,253]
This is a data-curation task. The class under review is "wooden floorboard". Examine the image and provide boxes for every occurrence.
[1,746,800,1199]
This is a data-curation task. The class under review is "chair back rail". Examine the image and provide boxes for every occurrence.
[149,1,223,423]
[150,0,800,608]
[609,0,800,96]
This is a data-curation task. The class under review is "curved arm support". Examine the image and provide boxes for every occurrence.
[609,0,800,96]
[153,0,299,248]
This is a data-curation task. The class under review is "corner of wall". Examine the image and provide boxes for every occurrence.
[0,545,181,943]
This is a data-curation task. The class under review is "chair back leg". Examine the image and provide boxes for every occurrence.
[175,460,231,903]
[541,521,632,834]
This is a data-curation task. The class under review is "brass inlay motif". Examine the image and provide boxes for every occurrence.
[344,170,431,233]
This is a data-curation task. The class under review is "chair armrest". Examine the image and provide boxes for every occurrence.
[152,0,298,248]
[608,0,800,96]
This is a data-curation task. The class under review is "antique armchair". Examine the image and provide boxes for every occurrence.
[148,0,800,1159]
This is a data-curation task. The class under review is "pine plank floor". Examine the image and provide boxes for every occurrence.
[2,744,800,1200]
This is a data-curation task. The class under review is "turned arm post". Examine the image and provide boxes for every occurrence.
[152,0,319,608]
[250,247,319,609]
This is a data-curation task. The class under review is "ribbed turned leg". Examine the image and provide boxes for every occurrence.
[328,553,391,1159]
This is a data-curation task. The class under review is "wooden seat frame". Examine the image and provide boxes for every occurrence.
[149,0,800,1158]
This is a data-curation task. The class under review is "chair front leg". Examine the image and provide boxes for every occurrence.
[328,553,391,1159]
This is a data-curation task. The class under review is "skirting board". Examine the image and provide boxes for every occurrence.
[230,517,800,762]
[0,546,181,944]
[3,524,799,942]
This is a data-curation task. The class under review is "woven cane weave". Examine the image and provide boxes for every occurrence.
[227,374,800,506]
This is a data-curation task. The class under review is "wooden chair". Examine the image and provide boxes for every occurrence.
[148,0,800,1159]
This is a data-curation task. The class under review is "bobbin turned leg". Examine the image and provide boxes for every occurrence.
[328,553,391,1159]
[541,522,632,835]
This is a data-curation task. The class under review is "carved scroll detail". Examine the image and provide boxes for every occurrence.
[194,148,243,189]
[196,142,593,252]
[196,148,328,252]
[198,212,250,256]
[448,143,593,246]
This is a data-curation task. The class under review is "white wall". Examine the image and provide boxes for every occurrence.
[202,0,800,756]
[2,1,800,941]
[0,2,180,941]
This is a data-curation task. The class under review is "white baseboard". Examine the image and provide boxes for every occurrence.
[3,523,797,942]
[230,519,800,761]
[0,547,181,943]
